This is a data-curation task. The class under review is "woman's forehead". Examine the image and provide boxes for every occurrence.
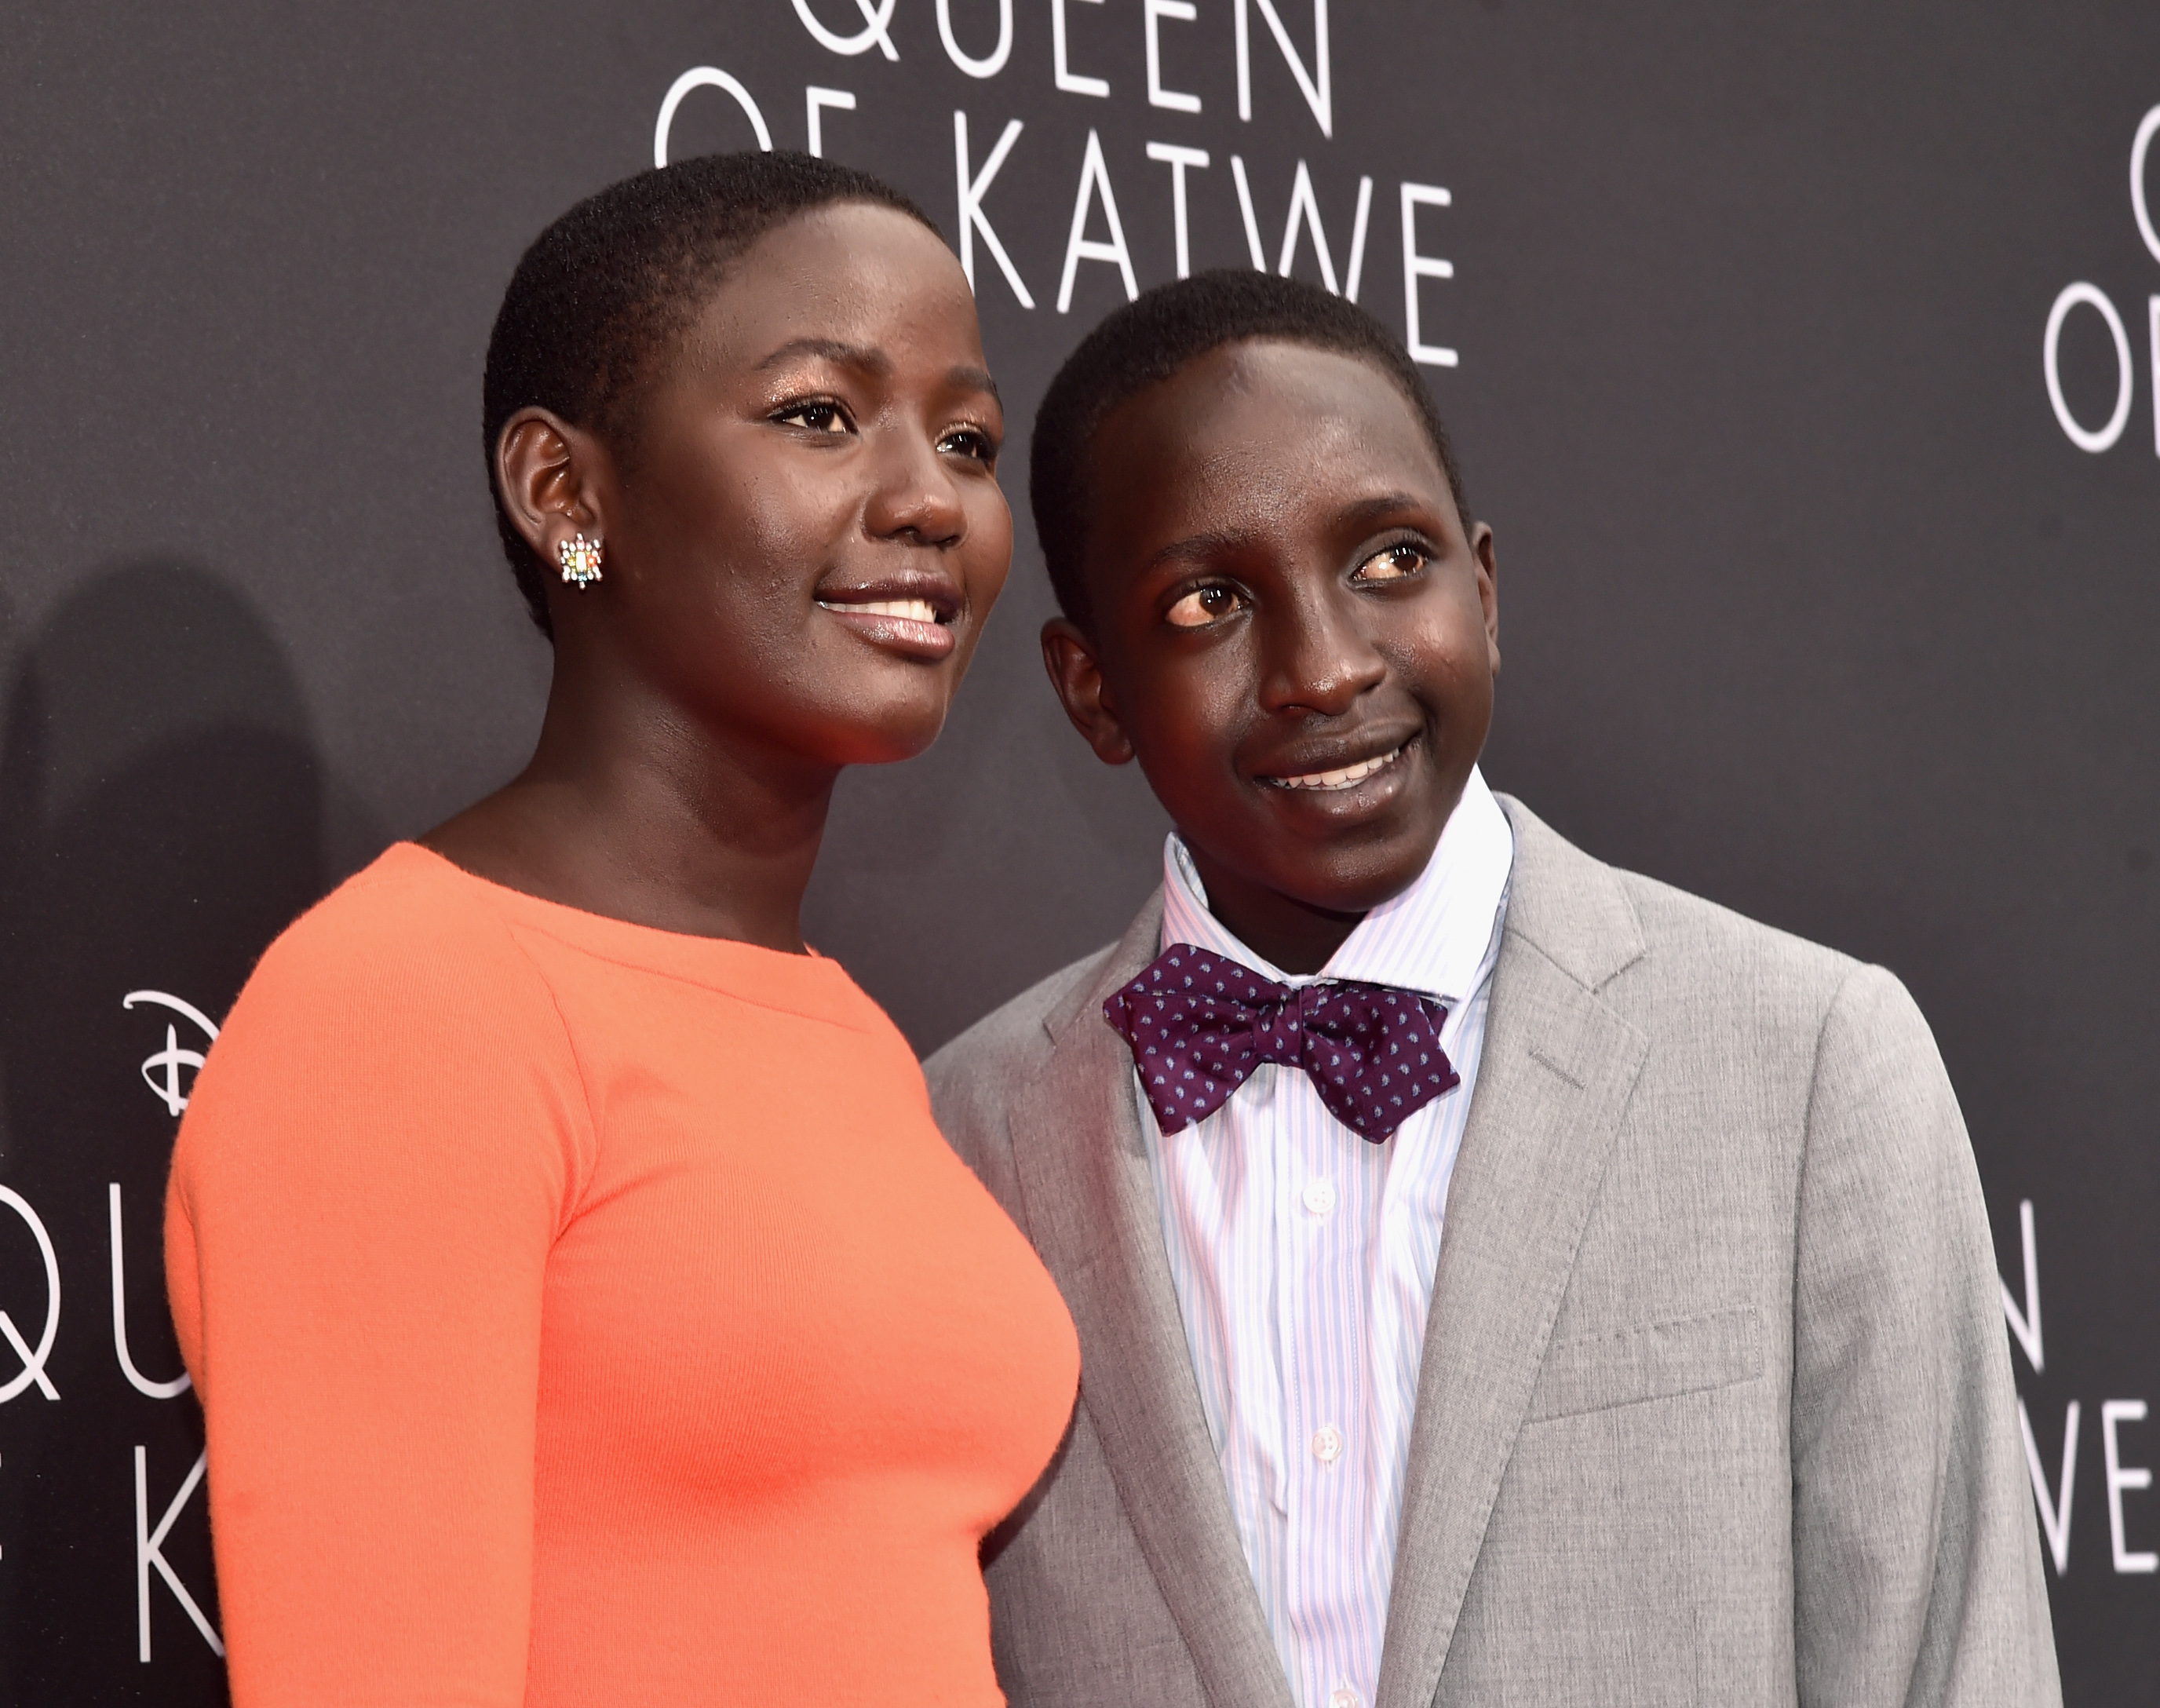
[687,206,977,358]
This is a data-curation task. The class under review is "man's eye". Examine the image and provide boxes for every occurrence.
[773,402,850,432]
[1165,585,1245,628]
[1355,542,1428,582]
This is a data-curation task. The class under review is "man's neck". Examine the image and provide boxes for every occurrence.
[1177,850,1372,976]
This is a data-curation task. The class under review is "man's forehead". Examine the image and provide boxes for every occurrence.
[1097,372,1443,535]
[1110,344,1435,469]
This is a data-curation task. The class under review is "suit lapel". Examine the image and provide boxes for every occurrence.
[1007,896,1296,1708]
[1374,803,1651,1708]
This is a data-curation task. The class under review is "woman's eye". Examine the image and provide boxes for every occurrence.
[1165,584,1246,628]
[773,401,850,433]
[1355,542,1428,582]
[939,426,998,462]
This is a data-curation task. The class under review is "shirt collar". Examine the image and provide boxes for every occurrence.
[1159,765,1516,1005]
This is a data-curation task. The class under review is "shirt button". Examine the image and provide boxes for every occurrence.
[1301,1177,1337,1217]
[1312,1424,1344,1464]
[1330,1688,1363,1708]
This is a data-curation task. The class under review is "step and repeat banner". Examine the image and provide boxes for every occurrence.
[0,2,2154,1701]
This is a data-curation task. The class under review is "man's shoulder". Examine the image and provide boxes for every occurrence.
[1501,792,1862,1009]
[923,937,1122,1121]
[1617,858,1859,993]
[1500,794,1919,1090]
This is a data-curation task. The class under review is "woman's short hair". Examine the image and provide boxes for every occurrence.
[1029,271,1472,633]
[483,151,938,637]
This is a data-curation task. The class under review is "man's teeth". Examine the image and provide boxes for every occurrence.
[825,597,941,623]
[1273,746,1403,790]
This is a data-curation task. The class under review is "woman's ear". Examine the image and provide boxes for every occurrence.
[496,408,608,577]
[1041,618,1135,766]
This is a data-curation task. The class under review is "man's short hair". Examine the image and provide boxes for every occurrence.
[1029,271,1473,631]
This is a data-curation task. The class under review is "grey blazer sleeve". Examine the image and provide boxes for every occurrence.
[924,954,1090,1221]
[1790,964,2060,1707]
[925,1039,1023,1210]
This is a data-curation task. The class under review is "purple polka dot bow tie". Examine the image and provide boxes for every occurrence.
[1104,943,1461,1144]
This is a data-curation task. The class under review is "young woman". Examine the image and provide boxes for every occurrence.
[166,153,1078,1707]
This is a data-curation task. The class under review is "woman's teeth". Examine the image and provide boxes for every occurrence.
[1272,746,1403,790]
[823,597,942,623]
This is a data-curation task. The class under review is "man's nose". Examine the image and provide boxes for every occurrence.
[1257,588,1387,717]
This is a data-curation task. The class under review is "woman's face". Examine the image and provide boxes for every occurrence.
[569,202,1012,770]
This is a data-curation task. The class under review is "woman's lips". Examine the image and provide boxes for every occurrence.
[815,595,957,659]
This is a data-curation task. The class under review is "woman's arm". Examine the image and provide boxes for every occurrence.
[167,877,591,1708]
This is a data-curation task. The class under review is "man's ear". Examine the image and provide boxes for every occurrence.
[1469,520,1500,680]
[496,407,609,581]
[1041,618,1136,765]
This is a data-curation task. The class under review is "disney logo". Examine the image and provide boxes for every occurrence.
[124,991,219,1119]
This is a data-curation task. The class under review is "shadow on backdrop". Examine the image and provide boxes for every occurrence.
[0,562,327,1704]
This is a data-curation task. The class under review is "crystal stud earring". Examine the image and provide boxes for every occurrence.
[558,532,604,589]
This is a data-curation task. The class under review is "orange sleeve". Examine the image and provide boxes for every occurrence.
[166,876,592,1708]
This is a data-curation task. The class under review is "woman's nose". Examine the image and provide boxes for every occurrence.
[863,428,966,547]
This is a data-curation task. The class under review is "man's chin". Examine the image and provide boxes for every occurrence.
[1267,836,1443,920]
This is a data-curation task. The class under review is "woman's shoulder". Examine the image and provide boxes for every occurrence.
[268,840,541,968]
[229,843,561,1038]
[172,849,597,1277]
[177,845,593,1186]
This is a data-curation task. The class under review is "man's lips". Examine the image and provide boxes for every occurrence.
[1259,737,1414,791]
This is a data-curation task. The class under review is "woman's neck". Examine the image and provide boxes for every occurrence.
[420,659,837,953]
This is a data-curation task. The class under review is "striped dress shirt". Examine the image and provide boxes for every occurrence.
[1138,768,1514,1708]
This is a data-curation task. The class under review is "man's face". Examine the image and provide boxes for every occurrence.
[1042,339,1499,973]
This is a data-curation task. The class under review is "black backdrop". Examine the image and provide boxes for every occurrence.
[1,2,2154,1702]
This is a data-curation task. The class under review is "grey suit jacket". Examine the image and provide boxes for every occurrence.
[925,797,2059,1708]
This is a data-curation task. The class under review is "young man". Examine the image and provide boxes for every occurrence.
[926,273,2057,1708]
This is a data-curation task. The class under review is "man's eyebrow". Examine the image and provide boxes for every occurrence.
[1334,491,1441,529]
[1140,492,1442,574]
[753,337,893,375]
[1143,528,1252,574]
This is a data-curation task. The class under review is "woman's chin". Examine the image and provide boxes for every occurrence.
[823,706,951,768]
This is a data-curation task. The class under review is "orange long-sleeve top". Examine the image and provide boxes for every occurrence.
[166,843,1079,1707]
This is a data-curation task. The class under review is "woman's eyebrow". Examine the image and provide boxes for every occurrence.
[752,341,998,406]
[754,336,892,375]
[947,363,1000,404]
